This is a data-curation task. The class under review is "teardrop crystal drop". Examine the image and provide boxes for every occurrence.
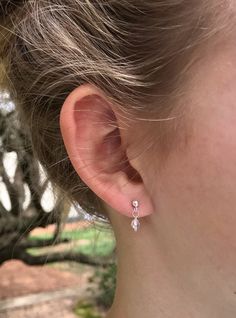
[131,218,140,232]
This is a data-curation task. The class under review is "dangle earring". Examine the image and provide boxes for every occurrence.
[131,200,140,232]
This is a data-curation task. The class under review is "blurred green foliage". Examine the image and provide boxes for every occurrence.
[74,301,102,318]
[29,226,115,258]
[30,225,117,315]
[90,263,117,309]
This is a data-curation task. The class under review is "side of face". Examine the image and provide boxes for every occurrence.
[144,34,236,287]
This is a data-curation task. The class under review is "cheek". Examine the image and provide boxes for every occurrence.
[147,41,236,282]
[158,36,236,241]
[150,108,236,269]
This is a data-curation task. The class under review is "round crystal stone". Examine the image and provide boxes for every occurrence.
[132,200,139,208]
[131,218,140,232]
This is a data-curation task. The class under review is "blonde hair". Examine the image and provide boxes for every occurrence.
[0,0,232,217]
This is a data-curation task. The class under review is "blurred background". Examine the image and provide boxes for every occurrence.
[0,92,116,318]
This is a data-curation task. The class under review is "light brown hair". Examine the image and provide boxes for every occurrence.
[0,0,232,217]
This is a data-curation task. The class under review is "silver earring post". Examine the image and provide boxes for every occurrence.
[131,200,140,232]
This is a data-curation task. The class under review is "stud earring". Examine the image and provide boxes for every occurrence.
[131,200,140,232]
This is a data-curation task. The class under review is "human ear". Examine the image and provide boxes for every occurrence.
[59,83,154,218]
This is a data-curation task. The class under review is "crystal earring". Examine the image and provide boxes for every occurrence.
[131,200,140,232]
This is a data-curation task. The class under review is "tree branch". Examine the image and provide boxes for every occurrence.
[0,199,8,214]
[0,153,20,216]
[0,209,58,237]
[0,248,111,267]
[20,237,70,248]
[19,251,110,266]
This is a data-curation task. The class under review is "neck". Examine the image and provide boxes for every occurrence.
[106,214,236,318]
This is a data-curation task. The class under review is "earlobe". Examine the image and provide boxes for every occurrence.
[59,83,154,219]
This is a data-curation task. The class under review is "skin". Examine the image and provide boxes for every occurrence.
[59,32,236,317]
